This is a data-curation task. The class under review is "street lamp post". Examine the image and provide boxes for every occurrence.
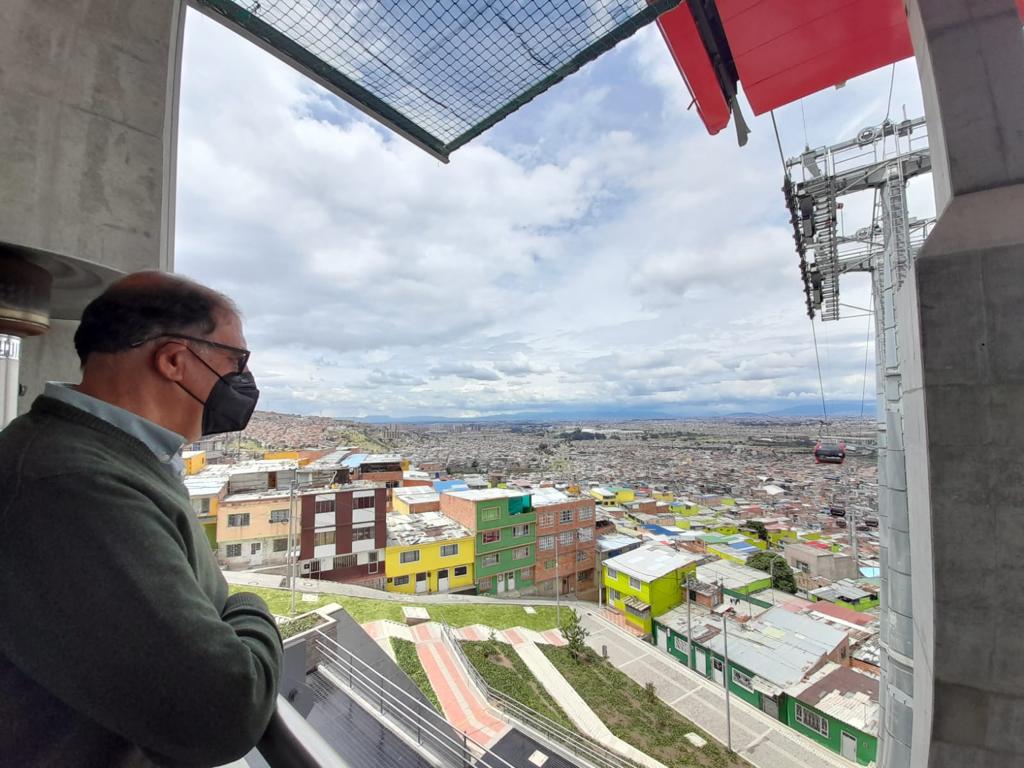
[722,613,733,752]
[555,529,561,627]
[288,470,298,615]
[685,576,694,671]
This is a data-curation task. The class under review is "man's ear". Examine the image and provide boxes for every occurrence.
[151,341,189,383]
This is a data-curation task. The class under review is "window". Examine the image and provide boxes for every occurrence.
[576,550,588,562]
[227,513,250,527]
[795,559,810,573]
[269,509,289,523]
[400,550,421,564]
[313,530,336,547]
[250,543,261,555]
[481,530,501,544]
[226,543,242,558]
[578,527,593,542]
[795,703,829,738]
[314,498,336,515]
[578,506,593,521]
[732,669,754,691]
[607,568,618,581]
[440,543,459,557]
[609,588,621,601]
[513,546,530,560]
[273,538,288,552]
[353,525,375,541]
[479,577,493,591]
[539,512,554,528]
[454,565,468,577]
[512,524,530,538]
[558,530,574,546]
[629,576,642,591]
[393,575,410,586]
[191,497,211,515]
[385,480,399,489]
[545,559,556,570]
[519,567,533,580]
[674,637,688,654]
[367,550,379,563]
[626,602,649,617]
[308,558,320,573]
[481,506,499,521]
[354,495,375,509]
[539,535,554,551]
[337,554,357,569]
[560,509,573,524]
[577,569,593,582]
[482,554,500,567]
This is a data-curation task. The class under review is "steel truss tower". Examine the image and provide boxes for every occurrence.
[783,117,932,766]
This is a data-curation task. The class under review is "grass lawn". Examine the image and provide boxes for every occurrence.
[228,585,564,631]
[391,638,442,712]
[539,645,750,768]
[278,614,326,639]
[461,640,575,731]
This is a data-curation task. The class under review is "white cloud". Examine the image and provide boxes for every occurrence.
[174,11,930,419]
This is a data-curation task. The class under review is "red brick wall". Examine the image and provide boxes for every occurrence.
[439,494,479,532]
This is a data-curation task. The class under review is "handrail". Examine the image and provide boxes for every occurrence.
[256,695,354,768]
[438,623,648,768]
[311,630,519,768]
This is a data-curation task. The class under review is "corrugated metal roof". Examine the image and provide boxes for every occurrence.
[603,543,701,581]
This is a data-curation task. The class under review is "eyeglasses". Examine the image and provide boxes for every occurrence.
[135,333,251,374]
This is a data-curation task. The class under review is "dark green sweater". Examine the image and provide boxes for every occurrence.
[0,396,283,766]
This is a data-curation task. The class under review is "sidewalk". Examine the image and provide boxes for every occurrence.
[510,641,667,768]
[578,609,852,768]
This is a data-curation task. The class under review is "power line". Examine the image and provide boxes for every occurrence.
[810,317,829,426]
[883,63,897,122]
[860,310,873,418]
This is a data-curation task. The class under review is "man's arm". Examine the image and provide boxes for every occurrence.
[0,471,283,766]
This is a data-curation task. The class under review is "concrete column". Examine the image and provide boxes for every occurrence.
[895,2,1024,766]
[0,0,186,412]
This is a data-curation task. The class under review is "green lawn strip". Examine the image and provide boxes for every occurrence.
[539,645,750,768]
[228,585,561,630]
[460,640,576,732]
[391,638,443,712]
[279,614,326,639]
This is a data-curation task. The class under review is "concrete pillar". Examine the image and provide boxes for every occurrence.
[893,2,1024,766]
[0,0,186,412]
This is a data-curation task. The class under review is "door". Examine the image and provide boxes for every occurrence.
[762,696,779,720]
[506,571,516,592]
[712,658,725,686]
[694,648,707,676]
[415,572,428,594]
[497,573,506,594]
[249,542,263,566]
[657,629,669,653]
[841,732,857,761]
[437,569,450,592]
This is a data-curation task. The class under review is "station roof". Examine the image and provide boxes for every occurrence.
[193,0,682,161]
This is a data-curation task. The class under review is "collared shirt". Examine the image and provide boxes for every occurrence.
[44,383,186,479]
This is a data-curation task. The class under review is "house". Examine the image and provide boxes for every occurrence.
[392,485,441,514]
[809,579,880,612]
[531,488,597,599]
[216,488,295,569]
[784,541,859,581]
[385,512,474,595]
[440,488,535,595]
[589,485,635,506]
[787,663,879,764]
[602,543,702,635]
[184,466,229,549]
[296,483,388,585]
[697,559,773,597]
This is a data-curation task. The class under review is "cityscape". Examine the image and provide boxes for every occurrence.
[184,410,884,766]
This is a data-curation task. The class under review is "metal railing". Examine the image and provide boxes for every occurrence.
[439,624,648,768]
[256,695,354,768]
[311,630,518,768]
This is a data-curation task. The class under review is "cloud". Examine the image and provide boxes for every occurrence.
[174,12,930,419]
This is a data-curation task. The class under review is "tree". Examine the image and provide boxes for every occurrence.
[561,609,590,662]
[747,552,797,594]
[743,521,769,541]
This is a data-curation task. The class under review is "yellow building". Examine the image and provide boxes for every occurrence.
[392,486,441,514]
[385,512,475,594]
[589,485,636,506]
[182,450,207,476]
[184,468,229,549]
[602,543,701,634]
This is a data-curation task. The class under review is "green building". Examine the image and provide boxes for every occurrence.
[440,488,535,595]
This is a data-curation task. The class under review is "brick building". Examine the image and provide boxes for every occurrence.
[531,489,597,600]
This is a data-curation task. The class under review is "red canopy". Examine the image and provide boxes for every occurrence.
[660,0,1024,135]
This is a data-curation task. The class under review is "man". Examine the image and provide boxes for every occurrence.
[0,272,283,766]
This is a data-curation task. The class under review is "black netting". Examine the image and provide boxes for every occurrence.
[196,0,681,159]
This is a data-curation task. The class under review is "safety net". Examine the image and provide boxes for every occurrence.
[194,0,682,160]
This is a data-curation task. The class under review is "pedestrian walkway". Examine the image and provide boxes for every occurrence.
[509,641,667,768]
[578,609,851,768]
[361,619,566,649]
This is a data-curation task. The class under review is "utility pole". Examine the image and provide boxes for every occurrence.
[555,528,561,627]
[289,469,297,616]
[722,614,733,752]
[686,576,694,671]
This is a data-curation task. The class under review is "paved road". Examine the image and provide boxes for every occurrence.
[577,609,852,768]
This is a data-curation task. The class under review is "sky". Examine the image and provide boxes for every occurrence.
[174,8,934,421]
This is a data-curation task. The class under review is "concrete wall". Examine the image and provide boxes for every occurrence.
[1,0,185,410]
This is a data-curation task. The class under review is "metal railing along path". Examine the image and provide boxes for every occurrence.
[439,623,649,768]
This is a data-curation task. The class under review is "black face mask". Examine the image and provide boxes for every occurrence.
[178,349,260,436]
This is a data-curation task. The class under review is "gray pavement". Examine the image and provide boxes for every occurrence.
[577,609,852,768]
